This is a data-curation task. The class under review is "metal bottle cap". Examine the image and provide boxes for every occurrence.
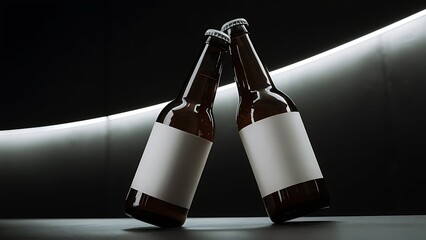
[204,29,231,44]
[220,18,249,32]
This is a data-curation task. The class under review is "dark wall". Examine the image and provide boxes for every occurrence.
[1,1,426,219]
[2,0,425,130]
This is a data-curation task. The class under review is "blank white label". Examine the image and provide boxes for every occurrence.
[239,112,323,197]
[131,122,212,209]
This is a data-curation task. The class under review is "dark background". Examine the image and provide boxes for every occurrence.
[1,0,426,219]
[1,0,425,130]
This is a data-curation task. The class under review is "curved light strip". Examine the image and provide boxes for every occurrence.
[108,101,169,120]
[1,9,425,135]
[0,117,109,136]
[271,9,426,76]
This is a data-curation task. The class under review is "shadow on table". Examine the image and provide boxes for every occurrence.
[123,219,337,233]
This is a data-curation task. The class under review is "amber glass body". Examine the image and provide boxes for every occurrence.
[125,36,228,227]
[225,24,329,223]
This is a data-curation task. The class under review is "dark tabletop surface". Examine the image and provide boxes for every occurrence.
[1,215,425,240]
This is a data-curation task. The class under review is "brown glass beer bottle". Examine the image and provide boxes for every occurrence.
[221,18,329,223]
[125,29,230,227]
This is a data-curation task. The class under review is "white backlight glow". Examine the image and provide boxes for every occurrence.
[0,9,425,136]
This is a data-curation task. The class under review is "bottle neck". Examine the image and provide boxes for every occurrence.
[178,42,225,108]
[229,26,273,92]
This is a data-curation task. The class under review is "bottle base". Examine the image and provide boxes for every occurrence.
[263,179,329,224]
[125,188,188,228]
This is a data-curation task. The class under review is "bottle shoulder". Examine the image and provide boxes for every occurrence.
[237,87,298,130]
[156,99,215,141]
[239,87,297,110]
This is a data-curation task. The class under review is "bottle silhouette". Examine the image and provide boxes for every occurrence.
[125,29,230,227]
[221,18,329,223]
